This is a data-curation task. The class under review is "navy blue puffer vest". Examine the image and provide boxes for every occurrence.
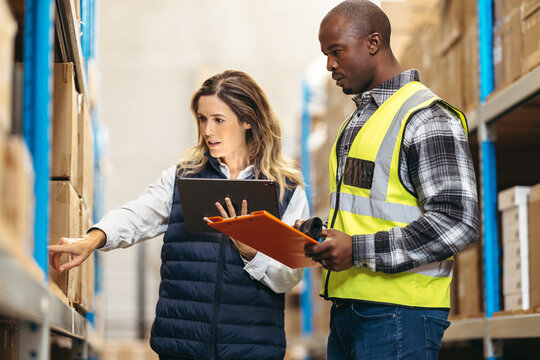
[150,155,294,360]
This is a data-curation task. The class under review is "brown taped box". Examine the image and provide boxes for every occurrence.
[494,0,524,25]
[522,0,540,72]
[439,40,464,110]
[528,183,540,309]
[78,202,95,312]
[436,0,463,54]
[493,8,523,91]
[77,94,94,211]
[52,63,81,194]
[0,0,16,134]
[456,243,483,317]
[462,23,479,113]
[1,136,34,256]
[49,180,82,303]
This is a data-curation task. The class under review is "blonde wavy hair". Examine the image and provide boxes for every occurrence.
[178,70,303,200]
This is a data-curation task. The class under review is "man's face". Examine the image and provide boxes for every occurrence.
[319,15,374,95]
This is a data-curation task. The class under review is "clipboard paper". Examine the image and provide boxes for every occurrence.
[207,211,319,268]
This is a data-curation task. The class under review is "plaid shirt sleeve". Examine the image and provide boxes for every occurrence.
[352,102,480,274]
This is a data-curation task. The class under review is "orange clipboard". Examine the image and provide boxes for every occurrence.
[207,211,319,268]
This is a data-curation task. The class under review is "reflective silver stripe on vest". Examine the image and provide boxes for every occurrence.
[408,259,454,278]
[330,191,422,224]
[370,88,436,201]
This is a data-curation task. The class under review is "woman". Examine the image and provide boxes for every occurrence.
[48,70,308,360]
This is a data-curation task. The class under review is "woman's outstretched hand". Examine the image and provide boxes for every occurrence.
[204,197,258,260]
[48,229,106,273]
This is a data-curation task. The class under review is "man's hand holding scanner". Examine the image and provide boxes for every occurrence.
[204,197,257,260]
[48,229,106,274]
[296,219,353,272]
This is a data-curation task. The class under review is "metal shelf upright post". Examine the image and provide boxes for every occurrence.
[478,0,503,358]
[20,0,55,357]
[300,79,313,342]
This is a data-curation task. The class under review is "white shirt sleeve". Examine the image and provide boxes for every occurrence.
[241,186,310,294]
[92,166,176,250]
[92,163,309,294]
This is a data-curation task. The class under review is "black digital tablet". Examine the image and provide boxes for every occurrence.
[177,178,280,233]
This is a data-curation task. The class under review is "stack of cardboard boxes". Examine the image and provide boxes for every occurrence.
[49,62,95,313]
[498,184,540,313]
[401,0,540,111]
[400,0,480,113]
[494,0,540,90]
[498,186,531,311]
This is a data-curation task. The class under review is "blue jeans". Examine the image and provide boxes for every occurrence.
[327,301,450,360]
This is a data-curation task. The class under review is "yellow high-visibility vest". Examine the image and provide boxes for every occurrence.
[324,81,467,308]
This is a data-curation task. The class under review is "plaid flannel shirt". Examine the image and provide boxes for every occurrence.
[335,69,479,274]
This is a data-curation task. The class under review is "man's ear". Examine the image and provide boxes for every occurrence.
[368,33,382,55]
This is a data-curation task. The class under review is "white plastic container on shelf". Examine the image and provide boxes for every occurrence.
[498,186,531,310]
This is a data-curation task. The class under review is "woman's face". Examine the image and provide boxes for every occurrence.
[197,95,251,165]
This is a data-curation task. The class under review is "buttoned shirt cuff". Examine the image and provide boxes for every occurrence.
[88,221,118,251]
[242,251,271,281]
[352,234,376,271]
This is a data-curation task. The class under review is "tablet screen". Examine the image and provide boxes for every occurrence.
[177,178,280,233]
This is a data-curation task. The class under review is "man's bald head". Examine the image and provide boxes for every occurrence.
[322,0,392,49]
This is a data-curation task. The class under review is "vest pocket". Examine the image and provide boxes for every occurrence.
[343,157,375,189]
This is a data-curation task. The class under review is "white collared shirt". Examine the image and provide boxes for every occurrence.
[93,164,309,294]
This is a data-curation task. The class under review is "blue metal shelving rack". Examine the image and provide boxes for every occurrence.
[14,0,102,358]
[300,80,313,346]
[478,1,502,358]
[22,0,55,279]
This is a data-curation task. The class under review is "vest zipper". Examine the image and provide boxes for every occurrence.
[324,176,343,299]
[211,237,226,359]
[324,114,353,300]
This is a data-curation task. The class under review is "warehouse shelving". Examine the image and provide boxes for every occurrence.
[443,73,540,357]
[445,314,540,342]
[442,2,540,358]
[1,0,102,359]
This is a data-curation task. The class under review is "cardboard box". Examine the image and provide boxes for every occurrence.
[522,0,540,71]
[498,186,530,211]
[79,202,95,312]
[77,94,94,211]
[494,0,523,25]
[528,183,540,309]
[440,40,464,110]
[456,243,482,317]
[0,0,16,133]
[503,240,522,294]
[504,292,524,311]
[493,9,523,91]
[437,0,463,53]
[462,23,479,113]
[49,180,82,303]
[498,186,531,309]
[1,136,35,256]
[52,63,80,192]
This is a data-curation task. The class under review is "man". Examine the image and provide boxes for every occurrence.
[301,1,479,359]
